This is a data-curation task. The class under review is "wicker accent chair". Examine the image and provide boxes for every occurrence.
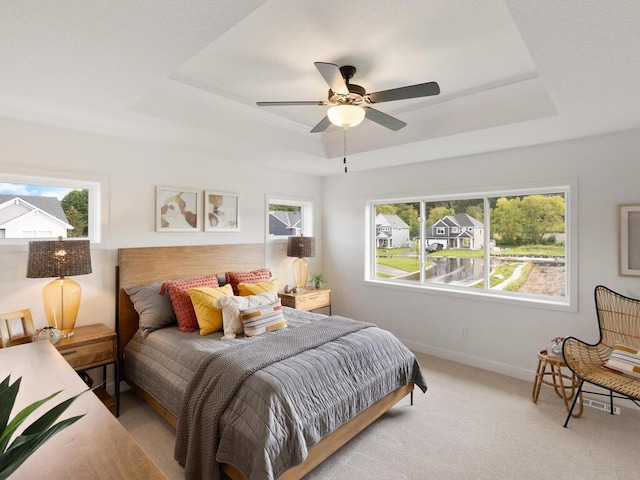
[562,285,640,427]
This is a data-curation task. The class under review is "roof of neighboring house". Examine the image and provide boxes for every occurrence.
[269,210,301,229]
[375,213,409,229]
[0,195,70,224]
[452,213,483,227]
[432,213,484,228]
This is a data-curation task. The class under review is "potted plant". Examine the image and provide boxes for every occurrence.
[0,375,86,479]
[309,272,325,289]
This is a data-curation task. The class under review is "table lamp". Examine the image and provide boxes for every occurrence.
[27,237,92,338]
[286,236,315,290]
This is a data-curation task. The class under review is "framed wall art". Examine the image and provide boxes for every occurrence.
[618,203,640,276]
[204,191,239,232]
[156,186,202,232]
[0,308,35,348]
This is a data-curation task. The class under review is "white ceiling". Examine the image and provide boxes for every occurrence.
[1,1,639,176]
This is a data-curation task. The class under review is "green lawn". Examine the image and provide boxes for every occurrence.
[429,249,483,258]
[375,244,561,278]
[495,245,565,256]
[473,262,518,289]
[376,256,420,272]
[376,247,414,256]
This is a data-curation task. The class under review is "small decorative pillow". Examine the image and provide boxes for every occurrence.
[189,284,234,336]
[124,282,176,337]
[160,275,219,333]
[603,342,640,379]
[237,279,278,296]
[214,292,277,339]
[240,299,286,337]
[225,269,272,295]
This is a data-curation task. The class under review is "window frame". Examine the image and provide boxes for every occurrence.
[0,170,108,248]
[266,195,313,242]
[365,181,577,312]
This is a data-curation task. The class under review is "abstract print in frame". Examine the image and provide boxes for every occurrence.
[204,191,239,232]
[618,203,640,276]
[156,186,201,232]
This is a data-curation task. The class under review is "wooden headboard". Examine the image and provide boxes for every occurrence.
[116,244,265,365]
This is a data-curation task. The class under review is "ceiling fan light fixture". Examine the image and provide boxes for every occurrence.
[327,104,365,129]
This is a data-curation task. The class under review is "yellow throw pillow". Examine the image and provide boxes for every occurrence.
[189,284,234,335]
[237,279,278,296]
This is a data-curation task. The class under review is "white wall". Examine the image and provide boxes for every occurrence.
[4,114,640,386]
[322,128,640,381]
[0,117,323,334]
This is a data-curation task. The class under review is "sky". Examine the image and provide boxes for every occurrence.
[0,182,74,200]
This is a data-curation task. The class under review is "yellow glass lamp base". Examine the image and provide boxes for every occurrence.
[292,257,309,290]
[42,277,81,338]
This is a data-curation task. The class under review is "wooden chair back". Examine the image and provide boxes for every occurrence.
[595,285,640,351]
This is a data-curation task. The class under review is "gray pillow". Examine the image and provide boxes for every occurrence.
[124,282,176,337]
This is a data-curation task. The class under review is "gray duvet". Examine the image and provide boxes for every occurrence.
[124,308,426,480]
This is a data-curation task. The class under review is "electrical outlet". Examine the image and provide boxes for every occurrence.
[460,327,469,338]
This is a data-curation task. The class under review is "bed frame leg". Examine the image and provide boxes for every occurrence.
[410,391,413,406]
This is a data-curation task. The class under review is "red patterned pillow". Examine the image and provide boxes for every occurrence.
[225,269,272,295]
[160,275,219,332]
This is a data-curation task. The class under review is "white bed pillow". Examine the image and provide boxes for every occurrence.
[214,292,277,339]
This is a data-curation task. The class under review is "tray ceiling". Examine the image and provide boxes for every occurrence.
[0,1,638,175]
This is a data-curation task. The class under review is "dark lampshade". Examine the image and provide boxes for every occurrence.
[27,238,92,278]
[286,236,316,259]
[26,237,92,338]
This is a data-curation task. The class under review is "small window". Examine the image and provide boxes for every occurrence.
[267,197,313,239]
[0,174,103,245]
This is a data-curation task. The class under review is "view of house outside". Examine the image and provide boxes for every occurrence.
[373,192,566,299]
[0,182,89,239]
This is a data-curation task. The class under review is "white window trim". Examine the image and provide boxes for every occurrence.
[364,180,577,312]
[0,166,109,250]
[265,194,313,242]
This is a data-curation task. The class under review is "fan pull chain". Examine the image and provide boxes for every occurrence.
[343,128,348,173]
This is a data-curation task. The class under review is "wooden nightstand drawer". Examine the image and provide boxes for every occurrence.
[58,339,115,370]
[296,290,330,310]
[54,323,119,415]
[279,289,331,312]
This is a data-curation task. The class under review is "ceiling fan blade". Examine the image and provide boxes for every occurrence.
[364,107,407,131]
[257,101,328,106]
[368,81,440,104]
[314,62,349,95]
[310,116,332,133]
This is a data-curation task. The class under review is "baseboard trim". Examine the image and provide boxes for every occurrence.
[401,338,534,382]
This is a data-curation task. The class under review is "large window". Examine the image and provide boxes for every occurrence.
[0,173,103,245]
[367,184,574,308]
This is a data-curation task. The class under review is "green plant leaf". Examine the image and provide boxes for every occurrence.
[0,389,62,453]
[0,374,88,479]
[0,414,84,479]
[22,391,84,437]
[0,376,21,439]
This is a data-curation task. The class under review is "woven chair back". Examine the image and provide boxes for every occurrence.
[595,285,640,350]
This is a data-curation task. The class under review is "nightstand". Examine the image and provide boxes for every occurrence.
[279,288,331,314]
[54,323,119,415]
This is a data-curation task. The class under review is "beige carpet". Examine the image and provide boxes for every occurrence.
[117,353,639,479]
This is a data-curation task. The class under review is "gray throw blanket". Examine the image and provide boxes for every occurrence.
[174,316,375,480]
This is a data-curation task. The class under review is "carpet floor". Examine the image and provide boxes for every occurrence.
[117,352,639,479]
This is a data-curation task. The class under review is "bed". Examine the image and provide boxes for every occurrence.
[116,244,426,480]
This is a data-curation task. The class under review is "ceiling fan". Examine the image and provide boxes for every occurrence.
[256,62,440,133]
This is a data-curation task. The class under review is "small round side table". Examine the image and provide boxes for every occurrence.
[532,349,583,417]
